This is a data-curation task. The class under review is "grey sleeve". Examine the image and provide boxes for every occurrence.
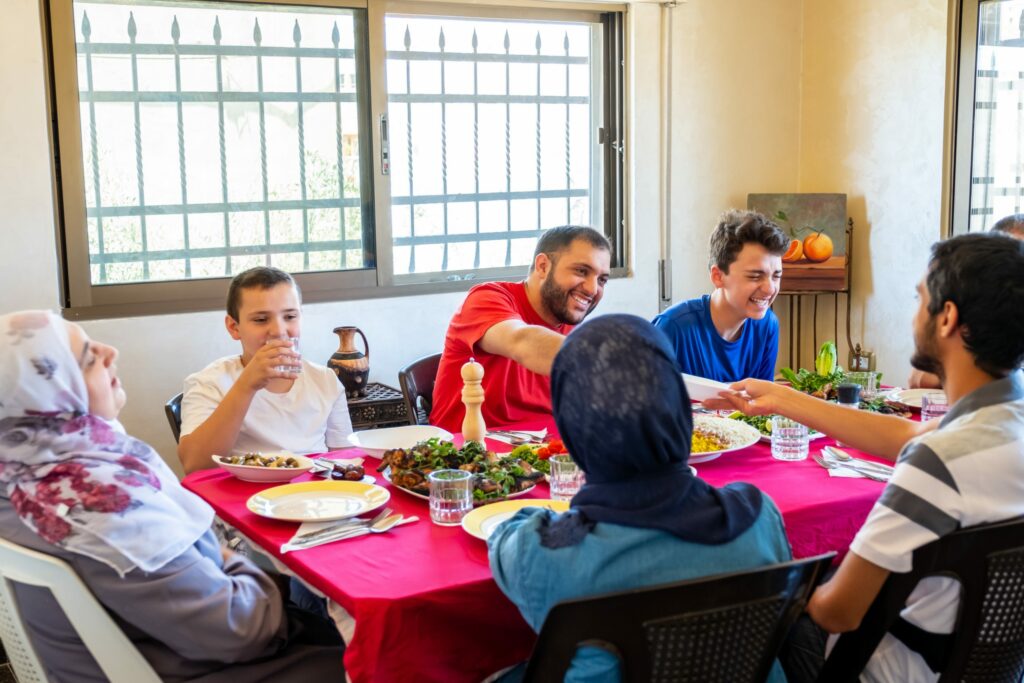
[70,531,288,663]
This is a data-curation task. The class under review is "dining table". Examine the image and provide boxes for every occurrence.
[182,418,893,683]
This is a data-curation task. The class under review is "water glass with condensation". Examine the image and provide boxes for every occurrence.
[272,337,301,374]
[549,454,586,501]
[428,469,473,526]
[771,416,809,461]
[921,392,949,422]
[845,371,879,400]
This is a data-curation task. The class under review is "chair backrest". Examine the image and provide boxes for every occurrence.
[0,537,161,683]
[397,353,442,426]
[165,392,183,443]
[817,515,1024,683]
[523,552,836,683]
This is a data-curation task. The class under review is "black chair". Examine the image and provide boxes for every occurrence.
[397,353,441,425]
[523,553,835,683]
[817,515,1024,683]
[164,393,183,443]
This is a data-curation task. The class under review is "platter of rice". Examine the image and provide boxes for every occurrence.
[689,415,761,463]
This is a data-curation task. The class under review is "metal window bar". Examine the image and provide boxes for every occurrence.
[77,9,364,281]
[387,20,593,274]
[78,11,599,281]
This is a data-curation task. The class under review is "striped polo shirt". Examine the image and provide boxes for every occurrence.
[848,370,1024,682]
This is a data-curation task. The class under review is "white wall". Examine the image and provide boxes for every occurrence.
[796,0,948,383]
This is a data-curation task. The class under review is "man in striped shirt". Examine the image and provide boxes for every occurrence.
[709,232,1024,682]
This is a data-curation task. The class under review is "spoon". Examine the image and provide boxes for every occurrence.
[825,446,894,473]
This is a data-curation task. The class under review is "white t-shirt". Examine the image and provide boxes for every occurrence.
[848,371,1024,683]
[180,355,353,456]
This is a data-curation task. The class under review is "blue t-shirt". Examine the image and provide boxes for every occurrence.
[652,294,779,382]
[488,501,792,683]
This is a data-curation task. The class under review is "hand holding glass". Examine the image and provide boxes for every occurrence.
[270,337,301,374]
[428,469,473,526]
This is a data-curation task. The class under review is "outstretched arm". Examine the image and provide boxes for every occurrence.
[479,319,566,376]
[703,379,937,461]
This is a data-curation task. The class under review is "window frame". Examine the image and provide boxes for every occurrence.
[43,0,628,320]
[947,0,1024,236]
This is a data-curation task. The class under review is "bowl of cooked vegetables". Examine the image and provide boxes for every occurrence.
[212,451,315,483]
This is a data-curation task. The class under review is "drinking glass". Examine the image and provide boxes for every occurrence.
[428,469,473,526]
[548,454,586,501]
[771,416,809,461]
[844,371,879,400]
[920,392,949,421]
[271,336,302,374]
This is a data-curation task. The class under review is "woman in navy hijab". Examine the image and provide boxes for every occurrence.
[488,314,791,682]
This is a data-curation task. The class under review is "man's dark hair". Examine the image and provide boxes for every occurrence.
[708,209,790,272]
[926,233,1024,376]
[991,213,1024,236]
[226,267,300,320]
[530,226,611,272]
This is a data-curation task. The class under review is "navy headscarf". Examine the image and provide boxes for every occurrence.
[543,314,763,547]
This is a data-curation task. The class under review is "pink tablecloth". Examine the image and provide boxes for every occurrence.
[182,424,889,683]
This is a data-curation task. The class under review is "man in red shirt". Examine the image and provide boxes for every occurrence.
[430,226,612,432]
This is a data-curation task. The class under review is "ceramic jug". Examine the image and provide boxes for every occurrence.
[329,326,370,398]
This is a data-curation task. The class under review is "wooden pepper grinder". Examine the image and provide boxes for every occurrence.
[461,358,486,444]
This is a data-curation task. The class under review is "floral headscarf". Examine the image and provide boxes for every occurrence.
[0,311,214,576]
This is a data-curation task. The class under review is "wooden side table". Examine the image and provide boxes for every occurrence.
[347,382,410,430]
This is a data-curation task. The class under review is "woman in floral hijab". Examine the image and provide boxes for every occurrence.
[0,311,344,682]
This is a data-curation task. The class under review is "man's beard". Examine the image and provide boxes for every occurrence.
[540,271,595,325]
[910,315,943,378]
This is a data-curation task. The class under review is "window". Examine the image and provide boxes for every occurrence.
[44,0,625,317]
[950,0,1024,233]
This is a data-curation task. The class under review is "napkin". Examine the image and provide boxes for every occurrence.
[486,429,547,445]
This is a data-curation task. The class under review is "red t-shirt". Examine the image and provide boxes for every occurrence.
[429,282,571,432]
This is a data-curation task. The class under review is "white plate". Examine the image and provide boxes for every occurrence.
[690,415,762,463]
[682,373,732,402]
[462,499,570,541]
[213,452,314,483]
[346,425,453,458]
[886,388,943,410]
[381,468,537,505]
[246,480,390,522]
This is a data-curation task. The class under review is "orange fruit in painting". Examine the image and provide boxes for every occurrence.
[803,232,833,262]
[782,239,803,263]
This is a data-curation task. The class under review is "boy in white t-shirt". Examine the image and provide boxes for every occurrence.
[177,267,352,475]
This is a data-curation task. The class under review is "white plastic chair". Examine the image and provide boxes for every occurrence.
[0,536,160,682]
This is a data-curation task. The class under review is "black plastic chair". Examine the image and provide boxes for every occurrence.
[523,553,836,683]
[164,393,183,443]
[397,353,441,426]
[817,515,1024,683]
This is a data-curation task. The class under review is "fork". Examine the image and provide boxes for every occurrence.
[813,455,889,482]
[293,507,391,542]
[487,430,546,444]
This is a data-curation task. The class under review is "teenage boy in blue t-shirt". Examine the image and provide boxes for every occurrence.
[653,210,789,382]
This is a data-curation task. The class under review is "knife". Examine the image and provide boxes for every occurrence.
[293,508,390,542]
[284,516,419,551]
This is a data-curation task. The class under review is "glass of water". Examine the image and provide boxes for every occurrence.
[428,469,473,526]
[549,454,586,501]
[920,392,949,422]
[271,336,301,374]
[771,416,809,461]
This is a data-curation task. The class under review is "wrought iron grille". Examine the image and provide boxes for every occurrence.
[71,2,606,287]
[968,0,1024,232]
[74,1,368,285]
[384,15,600,276]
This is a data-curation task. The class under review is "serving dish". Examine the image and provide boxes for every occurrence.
[212,452,314,483]
[689,415,761,464]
